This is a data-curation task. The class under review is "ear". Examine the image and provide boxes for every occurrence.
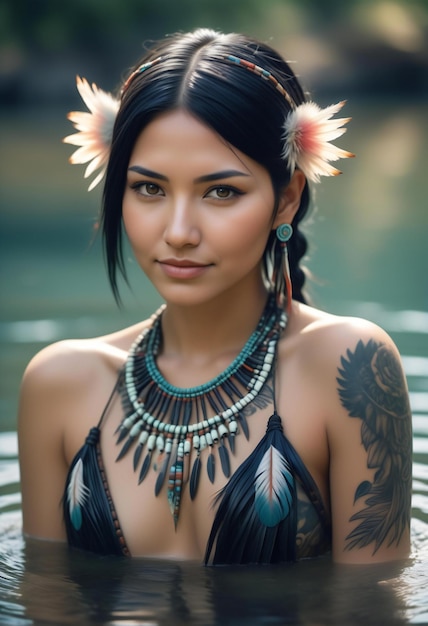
[272,170,306,229]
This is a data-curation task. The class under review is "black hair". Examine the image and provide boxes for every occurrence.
[102,28,310,304]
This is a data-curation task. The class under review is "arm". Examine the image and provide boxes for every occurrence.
[327,324,412,564]
[18,344,76,541]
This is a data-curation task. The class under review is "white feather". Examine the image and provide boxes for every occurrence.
[254,444,294,527]
[67,458,90,530]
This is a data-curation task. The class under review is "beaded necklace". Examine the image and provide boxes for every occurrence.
[116,295,287,527]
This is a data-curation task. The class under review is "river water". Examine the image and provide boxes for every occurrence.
[0,100,427,624]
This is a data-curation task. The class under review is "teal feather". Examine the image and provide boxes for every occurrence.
[254,444,294,527]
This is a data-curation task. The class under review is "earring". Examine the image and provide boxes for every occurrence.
[276,224,293,314]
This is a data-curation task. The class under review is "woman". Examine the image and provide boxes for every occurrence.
[18,28,412,565]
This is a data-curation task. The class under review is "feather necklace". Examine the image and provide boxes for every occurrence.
[115,294,287,528]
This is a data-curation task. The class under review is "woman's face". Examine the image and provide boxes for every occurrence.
[122,109,278,307]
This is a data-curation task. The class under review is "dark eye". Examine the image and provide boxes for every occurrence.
[215,187,232,199]
[140,182,162,196]
[205,186,242,200]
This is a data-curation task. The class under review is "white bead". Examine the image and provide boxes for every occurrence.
[253,380,264,391]
[138,430,149,445]
[228,420,238,433]
[123,416,135,429]
[130,421,142,437]
[211,428,219,442]
[156,435,164,451]
[193,434,200,449]
[184,439,191,454]
[205,432,213,446]
[199,434,207,450]
[165,439,173,453]
[218,424,228,438]
[147,434,156,451]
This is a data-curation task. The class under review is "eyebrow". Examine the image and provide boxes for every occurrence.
[128,166,250,184]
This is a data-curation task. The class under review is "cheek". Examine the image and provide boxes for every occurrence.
[122,202,155,250]
[216,212,272,259]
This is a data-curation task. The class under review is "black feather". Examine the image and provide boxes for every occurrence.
[133,443,144,471]
[116,426,130,444]
[155,454,170,496]
[207,452,215,483]
[218,443,231,478]
[190,455,201,500]
[115,436,135,461]
[138,452,152,484]
[238,413,249,439]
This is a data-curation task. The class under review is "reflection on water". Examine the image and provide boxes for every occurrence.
[0,511,427,626]
[1,102,428,623]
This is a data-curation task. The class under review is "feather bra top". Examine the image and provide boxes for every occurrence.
[63,299,331,564]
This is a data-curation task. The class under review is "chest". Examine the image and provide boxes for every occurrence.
[89,378,329,558]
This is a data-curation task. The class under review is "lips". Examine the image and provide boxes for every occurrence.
[157,258,211,279]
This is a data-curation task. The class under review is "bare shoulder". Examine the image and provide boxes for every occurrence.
[286,301,402,371]
[281,301,410,429]
[18,318,153,443]
[291,301,394,345]
[20,318,151,394]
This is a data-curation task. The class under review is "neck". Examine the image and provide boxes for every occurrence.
[160,282,270,360]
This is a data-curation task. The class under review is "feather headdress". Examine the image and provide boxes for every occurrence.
[64,56,353,191]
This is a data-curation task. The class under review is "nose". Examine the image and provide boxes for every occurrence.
[164,200,201,249]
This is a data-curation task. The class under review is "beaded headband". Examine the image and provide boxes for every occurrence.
[64,53,354,190]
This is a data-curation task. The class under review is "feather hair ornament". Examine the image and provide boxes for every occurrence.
[282,100,354,183]
[223,55,354,183]
[63,77,119,191]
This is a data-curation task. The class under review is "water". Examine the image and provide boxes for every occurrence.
[1,100,428,624]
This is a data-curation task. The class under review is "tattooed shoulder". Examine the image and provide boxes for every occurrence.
[336,338,412,553]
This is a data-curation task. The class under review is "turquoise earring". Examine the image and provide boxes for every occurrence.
[276,223,293,243]
[276,224,293,313]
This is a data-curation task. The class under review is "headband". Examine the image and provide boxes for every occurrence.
[64,54,354,190]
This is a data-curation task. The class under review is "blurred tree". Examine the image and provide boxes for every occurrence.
[3,0,426,53]
[0,0,426,103]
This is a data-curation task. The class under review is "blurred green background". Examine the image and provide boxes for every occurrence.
[1,0,427,432]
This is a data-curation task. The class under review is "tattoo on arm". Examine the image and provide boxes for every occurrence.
[336,339,412,553]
